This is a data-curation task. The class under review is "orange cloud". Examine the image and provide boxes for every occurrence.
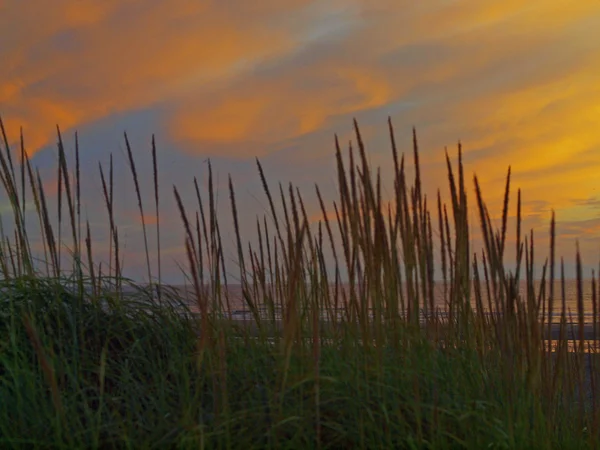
[137,214,159,226]
[168,63,393,153]
[2,0,600,281]
[0,0,319,154]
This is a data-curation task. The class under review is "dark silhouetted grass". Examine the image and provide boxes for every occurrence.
[0,115,598,449]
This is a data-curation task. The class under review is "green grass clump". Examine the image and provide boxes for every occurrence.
[0,284,546,449]
[0,116,598,449]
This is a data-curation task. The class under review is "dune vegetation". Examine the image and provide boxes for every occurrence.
[0,116,598,449]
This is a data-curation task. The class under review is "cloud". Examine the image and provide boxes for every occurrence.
[1,0,600,281]
[167,62,393,156]
[0,0,324,154]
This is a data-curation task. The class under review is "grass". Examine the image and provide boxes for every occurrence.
[0,116,599,448]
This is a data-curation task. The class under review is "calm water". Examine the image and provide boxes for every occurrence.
[157,279,598,324]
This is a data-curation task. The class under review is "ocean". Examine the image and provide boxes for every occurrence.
[153,279,598,324]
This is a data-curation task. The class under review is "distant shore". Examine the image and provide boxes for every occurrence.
[185,312,600,342]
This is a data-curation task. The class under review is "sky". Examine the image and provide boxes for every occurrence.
[1,0,600,284]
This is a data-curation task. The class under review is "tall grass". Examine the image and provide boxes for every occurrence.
[0,115,598,448]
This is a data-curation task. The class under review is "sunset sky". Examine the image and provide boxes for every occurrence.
[1,1,600,283]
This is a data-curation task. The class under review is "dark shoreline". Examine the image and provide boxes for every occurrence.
[190,313,600,341]
[544,323,599,340]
